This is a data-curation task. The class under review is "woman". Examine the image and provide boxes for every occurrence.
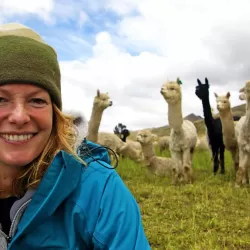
[0,23,151,249]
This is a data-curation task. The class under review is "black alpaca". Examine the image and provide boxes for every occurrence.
[114,123,130,142]
[195,78,225,174]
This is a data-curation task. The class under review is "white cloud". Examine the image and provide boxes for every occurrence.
[0,0,249,133]
[0,0,54,23]
[78,10,88,28]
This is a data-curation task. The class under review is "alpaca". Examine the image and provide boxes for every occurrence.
[195,136,209,151]
[63,110,88,152]
[125,140,142,151]
[114,123,130,142]
[136,130,182,184]
[158,136,170,152]
[235,82,250,186]
[118,140,144,163]
[160,78,198,184]
[215,92,239,172]
[195,78,225,174]
[98,132,143,162]
[87,89,112,143]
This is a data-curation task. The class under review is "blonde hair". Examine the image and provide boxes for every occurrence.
[13,104,86,197]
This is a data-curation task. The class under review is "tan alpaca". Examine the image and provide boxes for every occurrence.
[160,78,198,184]
[235,81,250,186]
[158,136,170,152]
[215,92,239,172]
[195,136,209,151]
[87,89,112,143]
[136,130,182,184]
[98,132,143,163]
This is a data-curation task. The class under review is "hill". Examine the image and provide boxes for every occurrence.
[128,103,246,140]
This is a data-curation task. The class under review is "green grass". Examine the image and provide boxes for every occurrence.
[116,148,250,250]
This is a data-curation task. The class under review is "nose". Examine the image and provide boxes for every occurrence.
[8,103,30,125]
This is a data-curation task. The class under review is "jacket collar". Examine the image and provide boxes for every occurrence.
[10,150,83,244]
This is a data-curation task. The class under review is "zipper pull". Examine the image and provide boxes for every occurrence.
[6,236,12,243]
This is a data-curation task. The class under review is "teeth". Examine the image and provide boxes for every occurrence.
[1,134,33,142]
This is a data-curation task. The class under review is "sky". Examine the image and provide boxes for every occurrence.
[0,0,249,132]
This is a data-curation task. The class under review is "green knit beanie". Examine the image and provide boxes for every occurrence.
[0,23,62,109]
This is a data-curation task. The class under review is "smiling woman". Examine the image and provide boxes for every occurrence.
[0,23,151,250]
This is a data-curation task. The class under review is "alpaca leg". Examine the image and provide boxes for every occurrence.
[236,150,248,187]
[231,148,239,173]
[170,150,182,184]
[212,149,219,174]
[219,146,225,174]
[183,148,193,184]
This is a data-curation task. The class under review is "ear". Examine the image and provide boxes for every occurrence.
[239,93,246,101]
[239,87,245,93]
[97,89,100,96]
[214,92,218,98]
[197,79,202,86]
[226,92,230,99]
[205,78,209,87]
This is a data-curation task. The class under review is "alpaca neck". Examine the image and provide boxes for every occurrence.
[219,109,236,143]
[168,102,183,132]
[141,143,155,161]
[87,106,104,142]
[201,96,214,127]
[243,100,250,132]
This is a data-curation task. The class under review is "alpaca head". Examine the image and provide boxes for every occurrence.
[214,92,231,112]
[120,129,130,142]
[136,130,154,145]
[93,89,112,110]
[195,78,209,100]
[239,81,250,101]
[160,79,182,104]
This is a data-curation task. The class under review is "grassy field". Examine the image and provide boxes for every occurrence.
[116,148,250,250]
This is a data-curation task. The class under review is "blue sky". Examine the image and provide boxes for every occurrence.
[0,0,249,132]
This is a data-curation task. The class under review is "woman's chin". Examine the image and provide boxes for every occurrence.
[3,154,35,168]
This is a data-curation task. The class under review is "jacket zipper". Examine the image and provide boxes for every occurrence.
[0,199,31,245]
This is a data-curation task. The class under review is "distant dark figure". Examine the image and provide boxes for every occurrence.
[233,115,241,121]
[195,78,225,174]
[114,123,130,142]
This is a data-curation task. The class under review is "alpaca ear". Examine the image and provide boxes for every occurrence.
[97,89,100,96]
[239,93,246,101]
[214,92,218,98]
[239,87,245,93]
[197,79,202,86]
[205,78,209,87]
[226,92,230,99]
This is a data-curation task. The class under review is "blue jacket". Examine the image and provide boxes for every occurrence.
[8,140,151,249]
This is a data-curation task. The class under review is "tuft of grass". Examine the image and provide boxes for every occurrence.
[116,149,250,250]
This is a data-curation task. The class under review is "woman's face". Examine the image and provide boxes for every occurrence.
[0,83,53,168]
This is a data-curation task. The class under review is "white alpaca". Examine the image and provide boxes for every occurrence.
[136,130,182,184]
[160,78,198,184]
[87,89,112,143]
[215,92,239,172]
[63,110,88,152]
[235,82,250,186]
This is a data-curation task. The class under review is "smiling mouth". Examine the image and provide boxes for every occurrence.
[0,134,35,142]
